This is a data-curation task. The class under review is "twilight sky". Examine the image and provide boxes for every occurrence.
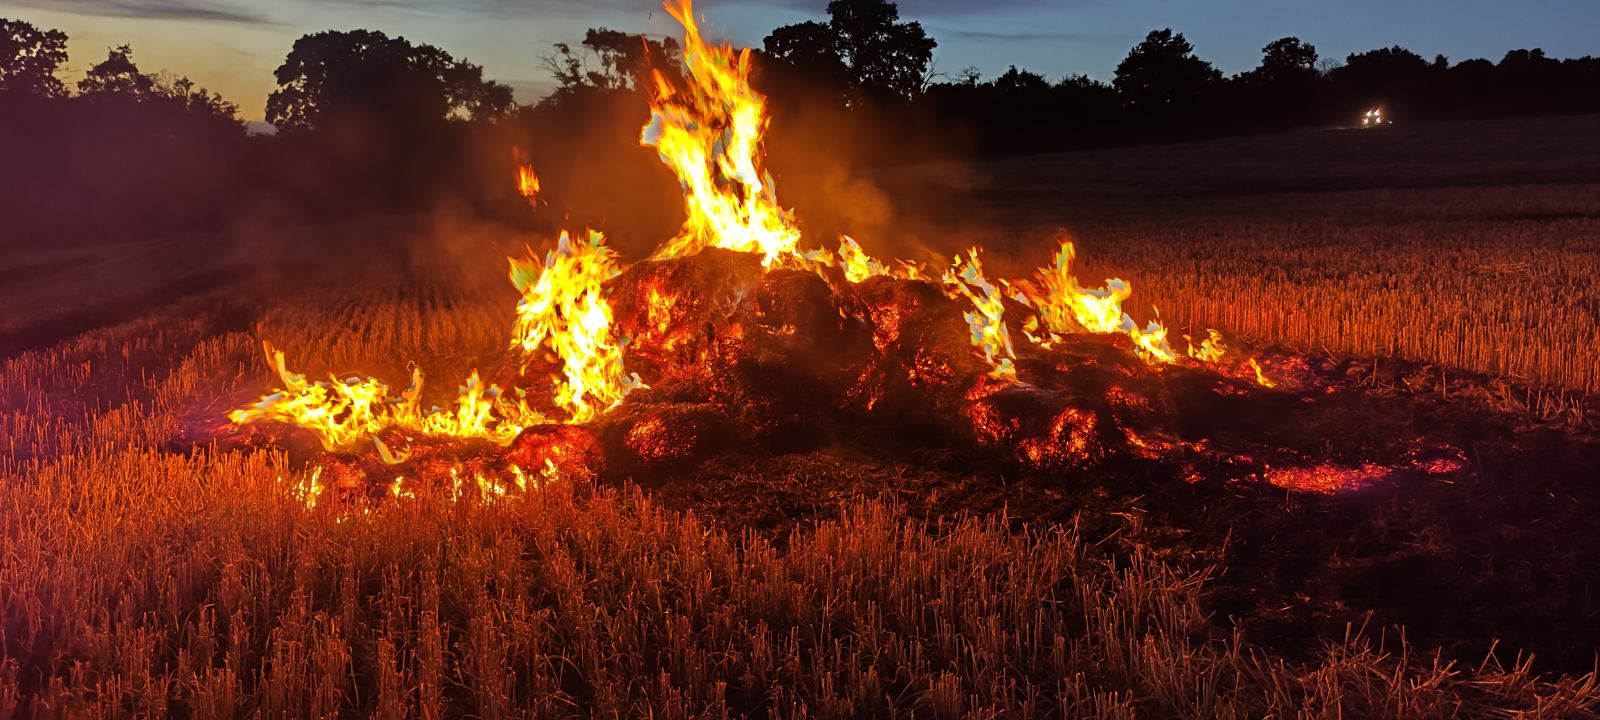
[2,0,1595,121]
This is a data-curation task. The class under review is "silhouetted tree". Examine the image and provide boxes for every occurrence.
[544,28,680,103]
[1054,73,1119,114]
[1257,37,1319,82]
[763,0,935,102]
[0,18,67,97]
[762,20,849,99]
[78,45,240,122]
[950,66,982,87]
[1113,29,1221,129]
[267,30,513,133]
[1327,46,1435,118]
[1235,37,1323,129]
[2,36,247,248]
[1554,56,1600,114]
[79,45,155,96]
[993,66,1050,95]
[1495,48,1564,114]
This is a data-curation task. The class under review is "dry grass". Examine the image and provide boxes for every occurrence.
[900,116,1600,403]
[3,248,1599,717]
[5,116,1600,716]
[1092,190,1600,400]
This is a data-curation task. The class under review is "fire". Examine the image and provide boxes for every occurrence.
[1016,241,1176,365]
[1248,357,1276,388]
[228,0,1300,507]
[232,230,644,447]
[228,346,413,448]
[228,345,532,451]
[233,152,643,448]
[835,236,890,283]
[943,249,1018,383]
[517,166,540,205]
[641,0,803,268]
[513,147,540,205]
[1186,329,1227,363]
[509,230,644,423]
[413,370,526,441]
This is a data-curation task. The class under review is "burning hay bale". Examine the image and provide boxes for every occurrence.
[611,252,888,452]
[607,248,765,383]
[219,0,1449,507]
[847,276,991,427]
[591,401,740,473]
[706,268,877,449]
[503,422,604,478]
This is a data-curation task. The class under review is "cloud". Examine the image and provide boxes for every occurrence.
[322,0,663,15]
[753,0,1075,17]
[8,0,274,24]
[930,27,1127,44]
[892,0,1075,14]
[314,0,1073,19]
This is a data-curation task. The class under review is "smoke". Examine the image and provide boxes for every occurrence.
[755,70,999,272]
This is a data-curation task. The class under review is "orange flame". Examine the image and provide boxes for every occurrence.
[232,230,642,447]
[943,249,1018,383]
[1185,329,1227,363]
[835,235,891,283]
[513,147,540,205]
[228,344,534,450]
[1248,357,1276,388]
[641,0,803,268]
[517,166,540,205]
[1019,241,1176,365]
[509,230,644,422]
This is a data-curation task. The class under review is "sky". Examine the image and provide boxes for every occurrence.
[2,0,1596,122]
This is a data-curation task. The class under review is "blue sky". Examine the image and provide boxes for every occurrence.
[2,0,1594,120]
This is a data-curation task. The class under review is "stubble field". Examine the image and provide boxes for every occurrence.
[3,114,1599,717]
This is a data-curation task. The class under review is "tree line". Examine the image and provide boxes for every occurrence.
[3,1,1598,245]
[749,1,1600,154]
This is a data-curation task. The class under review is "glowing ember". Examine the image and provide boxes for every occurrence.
[1264,463,1389,494]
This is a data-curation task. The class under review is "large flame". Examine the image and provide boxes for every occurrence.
[227,346,532,450]
[232,229,642,447]
[1017,241,1177,365]
[509,230,644,423]
[641,0,803,268]
[231,1,1278,469]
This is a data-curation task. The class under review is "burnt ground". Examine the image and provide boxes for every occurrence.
[637,353,1600,675]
